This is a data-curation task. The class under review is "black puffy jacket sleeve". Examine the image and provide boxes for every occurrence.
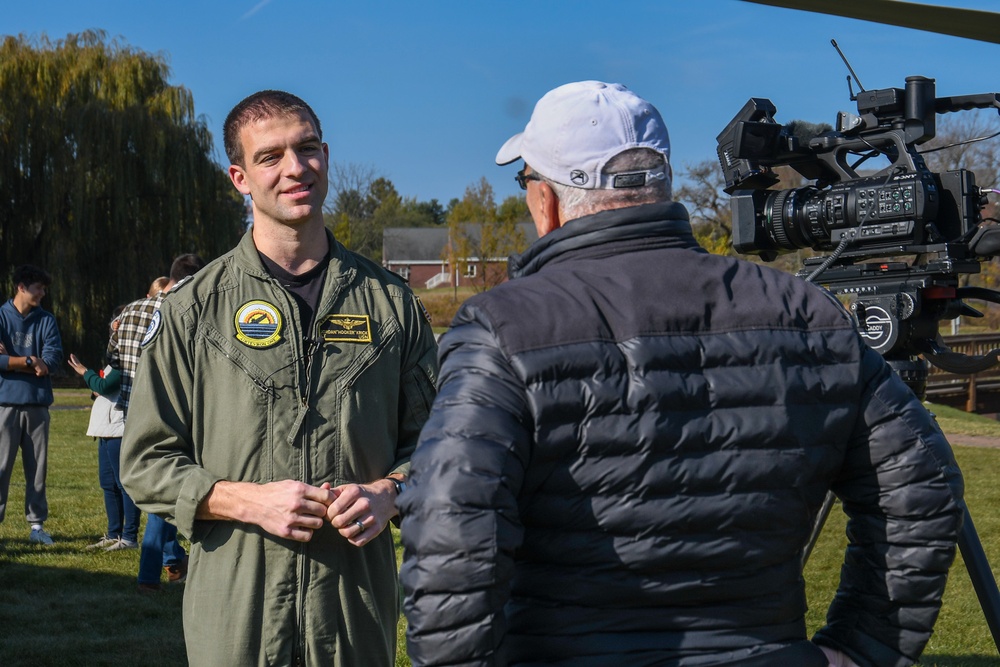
[813,345,965,667]
[399,308,530,667]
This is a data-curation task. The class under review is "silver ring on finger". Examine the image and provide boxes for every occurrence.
[355,519,366,534]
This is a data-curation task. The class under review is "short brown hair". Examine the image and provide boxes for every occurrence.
[169,254,205,283]
[223,90,323,167]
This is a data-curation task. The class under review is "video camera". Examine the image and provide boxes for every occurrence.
[715,70,1000,392]
[717,76,1000,260]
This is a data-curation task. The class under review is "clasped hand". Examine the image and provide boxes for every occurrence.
[245,478,396,547]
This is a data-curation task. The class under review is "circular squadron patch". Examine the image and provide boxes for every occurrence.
[234,300,284,349]
[141,310,162,347]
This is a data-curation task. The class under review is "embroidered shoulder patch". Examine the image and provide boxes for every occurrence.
[234,300,284,349]
[319,314,372,343]
[414,295,433,325]
[141,310,162,347]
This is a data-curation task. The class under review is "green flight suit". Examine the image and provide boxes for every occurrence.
[121,230,438,667]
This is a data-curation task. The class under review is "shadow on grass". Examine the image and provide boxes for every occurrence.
[920,657,1000,666]
[0,543,186,667]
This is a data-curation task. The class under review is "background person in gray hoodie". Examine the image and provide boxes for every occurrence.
[0,264,63,545]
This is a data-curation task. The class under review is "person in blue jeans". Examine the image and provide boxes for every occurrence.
[68,352,139,550]
[136,513,187,591]
[107,256,202,593]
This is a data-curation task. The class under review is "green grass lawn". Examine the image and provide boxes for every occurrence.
[927,402,1000,439]
[2,394,1000,665]
[0,404,187,666]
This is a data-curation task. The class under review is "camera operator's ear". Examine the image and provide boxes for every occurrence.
[967,224,1000,258]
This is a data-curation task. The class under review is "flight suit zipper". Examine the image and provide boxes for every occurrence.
[289,298,325,666]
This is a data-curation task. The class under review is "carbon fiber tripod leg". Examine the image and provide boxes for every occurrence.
[802,492,1000,652]
[958,506,1000,652]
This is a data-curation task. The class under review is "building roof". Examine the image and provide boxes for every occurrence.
[383,227,451,263]
[383,223,538,263]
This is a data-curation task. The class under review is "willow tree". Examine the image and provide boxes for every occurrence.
[0,31,245,364]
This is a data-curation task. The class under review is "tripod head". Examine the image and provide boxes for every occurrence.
[800,240,1000,398]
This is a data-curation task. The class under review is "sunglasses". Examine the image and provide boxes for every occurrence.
[515,168,543,190]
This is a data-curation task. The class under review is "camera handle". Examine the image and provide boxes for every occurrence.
[808,127,925,184]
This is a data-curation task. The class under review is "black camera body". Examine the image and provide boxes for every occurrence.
[716,76,1000,384]
[716,77,994,262]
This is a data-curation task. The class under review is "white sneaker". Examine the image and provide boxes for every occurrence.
[105,538,138,552]
[29,528,54,545]
[87,535,119,550]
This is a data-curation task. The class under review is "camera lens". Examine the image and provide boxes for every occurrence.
[764,186,826,250]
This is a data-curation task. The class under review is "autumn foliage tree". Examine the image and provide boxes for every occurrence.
[445,178,529,295]
[674,160,734,256]
[0,31,245,363]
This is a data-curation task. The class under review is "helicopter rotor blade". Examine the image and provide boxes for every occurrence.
[741,0,1000,44]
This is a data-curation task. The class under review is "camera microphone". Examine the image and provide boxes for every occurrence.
[783,120,833,148]
[304,336,325,356]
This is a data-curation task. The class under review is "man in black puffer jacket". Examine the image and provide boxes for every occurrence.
[398,81,964,667]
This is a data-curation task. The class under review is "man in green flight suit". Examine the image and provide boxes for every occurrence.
[121,90,438,667]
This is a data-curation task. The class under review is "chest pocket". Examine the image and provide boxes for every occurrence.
[309,315,402,483]
[195,322,279,482]
[314,314,399,393]
[199,323,276,397]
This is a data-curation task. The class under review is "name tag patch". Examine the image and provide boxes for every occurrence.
[235,300,284,349]
[320,314,372,343]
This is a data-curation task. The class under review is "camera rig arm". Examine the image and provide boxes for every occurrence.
[923,287,1000,374]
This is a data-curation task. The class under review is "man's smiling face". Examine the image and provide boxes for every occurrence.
[228,110,329,228]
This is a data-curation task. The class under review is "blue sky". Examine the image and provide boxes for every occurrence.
[5,1,1000,205]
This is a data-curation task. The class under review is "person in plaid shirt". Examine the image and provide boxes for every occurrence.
[108,255,202,414]
[108,253,203,592]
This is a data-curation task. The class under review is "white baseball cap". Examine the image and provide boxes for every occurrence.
[496,80,671,190]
